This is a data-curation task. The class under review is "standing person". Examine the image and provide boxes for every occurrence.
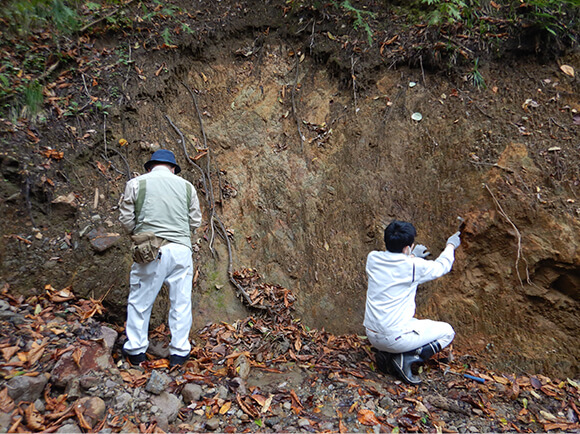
[364,220,461,384]
[119,149,202,367]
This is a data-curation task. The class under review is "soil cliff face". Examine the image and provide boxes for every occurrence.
[0,1,578,377]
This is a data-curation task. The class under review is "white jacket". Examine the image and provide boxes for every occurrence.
[363,245,455,335]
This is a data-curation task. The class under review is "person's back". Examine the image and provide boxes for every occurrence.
[119,149,202,367]
[364,220,461,384]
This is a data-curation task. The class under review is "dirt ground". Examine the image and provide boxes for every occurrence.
[0,0,579,383]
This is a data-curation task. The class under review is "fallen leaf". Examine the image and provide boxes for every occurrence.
[119,138,128,146]
[219,401,231,414]
[357,408,380,426]
[0,388,14,413]
[24,402,45,431]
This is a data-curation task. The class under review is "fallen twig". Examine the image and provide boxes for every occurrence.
[470,161,514,173]
[483,183,532,286]
[291,54,304,151]
[179,82,218,254]
[351,55,358,115]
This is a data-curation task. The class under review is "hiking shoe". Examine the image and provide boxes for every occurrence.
[169,354,189,367]
[375,350,395,375]
[123,351,147,366]
[390,353,422,385]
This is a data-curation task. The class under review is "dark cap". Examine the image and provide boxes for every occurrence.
[144,149,181,174]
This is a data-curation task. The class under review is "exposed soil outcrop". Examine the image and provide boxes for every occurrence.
[0,0,579,382]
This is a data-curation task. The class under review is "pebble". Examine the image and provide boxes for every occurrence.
[205,417,220,431]
[145,370,170,395]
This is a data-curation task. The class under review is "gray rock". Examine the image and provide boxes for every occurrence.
[0,300,10,310]
[7,373,50,403]
[0,412,12,432]
[34,399,45,413]
[298,418,311,428]
[182,383,203,404]
[150,391,182,423]
[217,385,228,400]
[114,392,133,410]
[99,326,118,352]
[320,422,334,431]
[56,422,81,433]
[65,378,81,401]
[87,226,120,252]
[205,417,220,431]
[145,370,170,395]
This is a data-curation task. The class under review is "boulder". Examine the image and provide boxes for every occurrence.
[6,373,50,404]
[87,226,121,252]
[51,340,118,388]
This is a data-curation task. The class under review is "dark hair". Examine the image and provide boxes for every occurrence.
[384,220,416,253]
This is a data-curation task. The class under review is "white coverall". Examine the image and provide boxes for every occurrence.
[119,166,202,357]
[364,245,456,353]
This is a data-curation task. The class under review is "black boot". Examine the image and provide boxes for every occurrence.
[390,341,442,385]
[374,350,394,375]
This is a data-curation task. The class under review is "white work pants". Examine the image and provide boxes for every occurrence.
[367,318,455,354]
[123,243,193,357]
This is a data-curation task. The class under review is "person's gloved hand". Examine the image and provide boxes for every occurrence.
[411,244,430,258]
[446,231,461,249]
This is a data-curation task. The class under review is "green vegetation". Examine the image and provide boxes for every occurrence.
[421,0,467,25]
[468,57,486,90]
[334,0,377,46]
[2,0,80,36]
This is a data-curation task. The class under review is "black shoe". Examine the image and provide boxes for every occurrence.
[390,341,443,385]
[375,350,394,375]
[123,351,147,366]
[390,353,422,385]
[169,354,189,367]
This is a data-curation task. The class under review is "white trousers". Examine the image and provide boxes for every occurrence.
[123,243,193,357]
[366,318,455,354]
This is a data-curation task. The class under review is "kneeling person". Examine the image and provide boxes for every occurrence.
[364,220,460,384]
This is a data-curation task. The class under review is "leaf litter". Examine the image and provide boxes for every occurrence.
[0,273,578,433]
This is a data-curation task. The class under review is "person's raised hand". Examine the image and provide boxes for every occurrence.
[411,244,430,258]
[446,231,461,249]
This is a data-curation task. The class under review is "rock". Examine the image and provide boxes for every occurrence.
[51,193,78,218]
[87,226,121,252]
[56,422,81,433]
[99,326,118,352]
[234,354,250,380]
[0,412,12,432]
[320,422,334,431]
[182,383,203,404]
[73,397,106,429]
[298,418,311,428]
[150,391,182,423]
[114,392,133,411]
[205,417,220,431]
[148,338,170,358]
[217,385,228,400]
[34,398,45,413]
[51,341,118,388]
[65,378,81,401]
[79,374,101,390]
[6,372,50,404]
[145,370,171,395]
[0,300,10,310]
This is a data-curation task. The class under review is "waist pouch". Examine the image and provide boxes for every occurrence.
[130,232,168,263]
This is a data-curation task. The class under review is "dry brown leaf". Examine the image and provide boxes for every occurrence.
[72,347,83,369]
[1,346,19,361]
[357,409,380,426]
[25,402,45,431]
[27,340,48,366]
[0,387,15,413]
